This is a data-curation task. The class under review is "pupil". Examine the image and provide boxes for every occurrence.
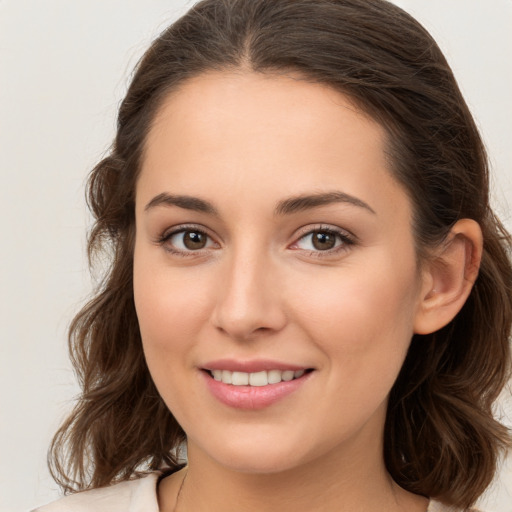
[184,231,206,250]
[312,231,335,250]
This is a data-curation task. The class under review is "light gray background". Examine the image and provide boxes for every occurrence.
[1,1,511,511]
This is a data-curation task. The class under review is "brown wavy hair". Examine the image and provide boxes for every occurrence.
[49,0,512,507]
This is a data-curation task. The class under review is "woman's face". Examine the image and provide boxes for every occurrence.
[134,72,427,473]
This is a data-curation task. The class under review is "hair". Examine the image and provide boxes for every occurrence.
[49,0,512,508]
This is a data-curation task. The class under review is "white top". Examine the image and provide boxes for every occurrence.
[32,473,161,512]
[32,472,481,512]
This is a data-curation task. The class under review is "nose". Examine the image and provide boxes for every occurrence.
[211,249,287,341]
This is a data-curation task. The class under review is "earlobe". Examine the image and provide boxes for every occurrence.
[414,219,483,335]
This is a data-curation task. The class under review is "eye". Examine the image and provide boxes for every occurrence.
[298,231,339,251]
[292,227,355,254]
[160,227,217,253]
[171,230,209,250]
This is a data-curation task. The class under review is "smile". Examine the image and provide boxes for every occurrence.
[208,369,307,386]
[202,365,314,410]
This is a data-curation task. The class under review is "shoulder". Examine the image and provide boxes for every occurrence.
[428,500,485,512]
[31,472,161,512]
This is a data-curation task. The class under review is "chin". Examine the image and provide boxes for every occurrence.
[216,451,309,475]
[188,429,315,475]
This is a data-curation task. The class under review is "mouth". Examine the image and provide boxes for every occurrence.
[200,359,315,409]
[204,368,314,387]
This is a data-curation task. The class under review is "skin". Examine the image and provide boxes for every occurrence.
[133,71,481,511]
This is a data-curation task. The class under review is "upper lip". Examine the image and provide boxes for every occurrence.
[201,359,311,373]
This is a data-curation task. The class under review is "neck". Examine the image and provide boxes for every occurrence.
[162,438,428,512]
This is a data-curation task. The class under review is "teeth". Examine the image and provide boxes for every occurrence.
[267,369,282,384]
[209,369,308,386]
[231,371,249,385]
[249,371,268,386]
[221,370,232,384]
[282,370,294,381]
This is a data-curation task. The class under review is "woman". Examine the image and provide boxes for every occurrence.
[34,0,512,511]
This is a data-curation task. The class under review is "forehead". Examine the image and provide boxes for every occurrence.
[138,71,409,221]
[146,71,382,160]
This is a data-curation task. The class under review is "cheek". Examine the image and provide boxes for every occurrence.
[133,257,213,416]
[290,249,420,372]
[133,250,211,361]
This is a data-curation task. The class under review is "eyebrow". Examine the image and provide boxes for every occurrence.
[144,191,376,216]
[145,193,219,215]
[275,191,376,216]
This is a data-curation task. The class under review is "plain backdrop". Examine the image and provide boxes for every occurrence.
[1,1,511,511]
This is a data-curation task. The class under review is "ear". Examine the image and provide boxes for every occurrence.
[414,219,483,335]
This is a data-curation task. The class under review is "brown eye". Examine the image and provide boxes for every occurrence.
[293,227,353,254]
[311,231,337,250]
[166,229,215,252]
[183,231,207,249]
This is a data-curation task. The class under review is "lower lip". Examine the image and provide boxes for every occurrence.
[201,371,312,410]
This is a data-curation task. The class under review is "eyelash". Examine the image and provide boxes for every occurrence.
[157,224,216,257]
[290,225,356,258]
[157,224,356,258]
